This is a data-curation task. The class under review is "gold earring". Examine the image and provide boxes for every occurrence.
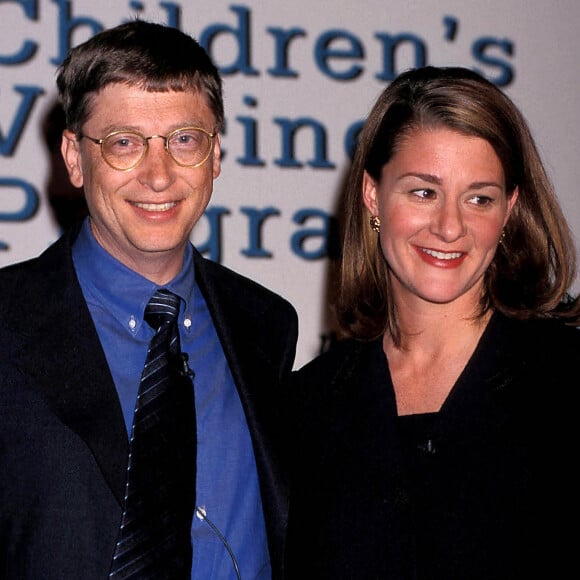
[370,215,381,232]
[499,230,506,245]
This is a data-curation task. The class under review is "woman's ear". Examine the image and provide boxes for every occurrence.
[61,130,84,188]
[504,186,519,226]
[362,170,379,215]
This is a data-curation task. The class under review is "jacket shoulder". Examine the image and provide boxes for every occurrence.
[291,337,381,393]
[193,250,298,321]
[511,316,580,358]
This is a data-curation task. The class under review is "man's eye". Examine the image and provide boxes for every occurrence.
[107,134,143,150]
[172,131,204,147]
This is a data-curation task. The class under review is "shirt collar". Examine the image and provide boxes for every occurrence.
[72,217,196,334]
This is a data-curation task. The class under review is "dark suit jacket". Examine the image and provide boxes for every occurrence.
[0,224,298,579]
[284,312,580,579]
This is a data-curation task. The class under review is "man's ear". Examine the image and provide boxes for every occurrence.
[61,130,84,188]
[212,133,221,179]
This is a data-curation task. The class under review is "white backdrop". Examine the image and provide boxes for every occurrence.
[2,0,580,368]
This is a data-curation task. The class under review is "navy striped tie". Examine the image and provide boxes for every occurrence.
[109,289,196,579]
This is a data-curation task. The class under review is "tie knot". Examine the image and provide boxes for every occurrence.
[144,289,180,331]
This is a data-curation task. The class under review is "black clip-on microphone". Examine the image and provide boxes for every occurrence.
[179,352,195,379]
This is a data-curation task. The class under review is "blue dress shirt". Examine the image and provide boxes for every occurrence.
[72,218,271,578]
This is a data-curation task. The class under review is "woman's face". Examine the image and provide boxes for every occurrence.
[363,127,518,309]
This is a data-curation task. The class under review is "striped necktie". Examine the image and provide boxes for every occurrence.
[109,289,196,579]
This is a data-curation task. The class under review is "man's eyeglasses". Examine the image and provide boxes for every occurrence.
[78,127,216,171]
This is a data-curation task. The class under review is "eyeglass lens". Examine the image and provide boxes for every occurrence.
[102,128,212,170]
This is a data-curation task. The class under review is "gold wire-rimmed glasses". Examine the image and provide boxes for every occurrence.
[78,126,216,171]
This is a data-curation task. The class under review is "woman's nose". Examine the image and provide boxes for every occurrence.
[431,201,467,241]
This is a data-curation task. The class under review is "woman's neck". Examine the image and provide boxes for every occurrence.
[383,303,492,416]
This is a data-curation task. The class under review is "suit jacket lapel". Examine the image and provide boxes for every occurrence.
[192,249,291,425]
[7,228,129,507]
[192,249,292,575]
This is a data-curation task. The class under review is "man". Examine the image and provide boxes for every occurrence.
[0,20,297,579]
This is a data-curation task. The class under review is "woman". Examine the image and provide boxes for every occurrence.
[284,66,580,579]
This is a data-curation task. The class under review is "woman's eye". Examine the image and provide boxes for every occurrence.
[468,195,494,206]
[411,188,436,200]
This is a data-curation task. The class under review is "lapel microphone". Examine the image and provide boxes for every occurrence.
[179,352,194,378]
